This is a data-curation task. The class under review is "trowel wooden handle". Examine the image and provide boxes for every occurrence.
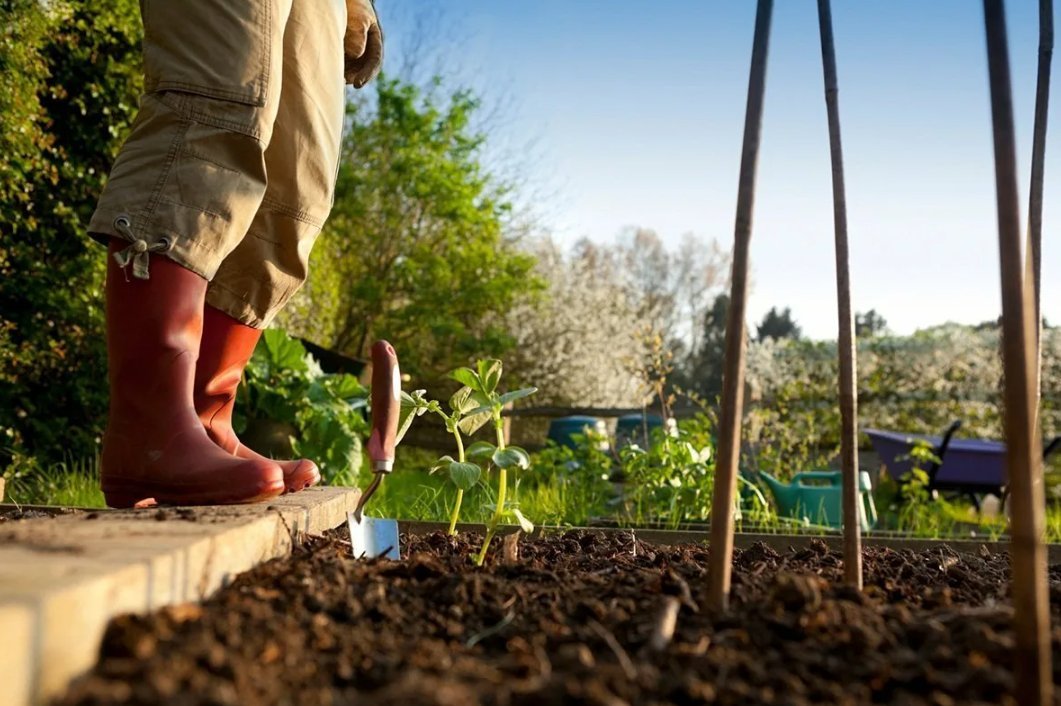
[368,340,400,472]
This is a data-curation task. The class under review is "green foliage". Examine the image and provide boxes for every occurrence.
[1,0,144,470]
[4,454,105,508]
[528,412,773,530]
[619,413,724,527]
[279,76,542,388]
[354,441,613,530]
[891,439,954,534]
[523,434,616,525]
[402,382,485,534]
[449,360,537,560]
[1,2,54,211]
[402,358,537,562]
[533,431,614,480]
[241,330,369,485]
[441,461,482,491]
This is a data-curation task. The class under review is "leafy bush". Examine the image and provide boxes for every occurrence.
[1,0,144,471]
[241,330,369,485]
[889,439,961,536]
[620,413,722,527]
[522,411,769,530]
[524,433,616,524]
[532,430,614,480]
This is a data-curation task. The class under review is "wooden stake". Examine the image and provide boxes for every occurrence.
[707,0,773,613]
[1028,0,1053,401]
[816,0,862,590]
[982,2,1052,704]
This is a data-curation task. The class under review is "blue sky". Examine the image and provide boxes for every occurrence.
[375,1,1056,339]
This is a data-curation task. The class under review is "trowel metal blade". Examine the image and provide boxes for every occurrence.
[347,513,400,560]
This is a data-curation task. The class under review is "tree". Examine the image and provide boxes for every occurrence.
[611,228,729,366]
[278,77,540,388]
[502,231,728,409]
[675,294,733,401]
[855,309,888,338]
[756,306,802,342]
[502,239,646,407]
[1,0,144,470]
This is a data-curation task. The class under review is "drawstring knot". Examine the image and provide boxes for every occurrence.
[112,215,171,280]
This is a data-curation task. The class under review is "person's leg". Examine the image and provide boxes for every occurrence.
[196,0,347,491]
[93,0,298,507]
[194,306,320,492]
[204,0,347,327]
[101,240,284,508]
[90,0,296,278]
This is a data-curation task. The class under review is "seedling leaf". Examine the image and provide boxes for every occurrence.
[511,508,534,534]
[397,390,430,444]
[465,441,497,459]
[493,446,530,470]
[429,455,456,474]
[448,462,482,491]
[449,367,480,391]
[464,404,493,418]
[477,359,502,394]
[449,386,479,416]
[458,410,492,435]
[498,387,537,406]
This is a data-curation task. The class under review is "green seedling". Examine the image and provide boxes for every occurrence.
[396,359,536,549]
[448,359,537,565]
[400,385,492,535]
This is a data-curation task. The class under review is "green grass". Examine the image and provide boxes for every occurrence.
[1047,504,1061,542]
[7,446,1061,547]
[5,455,106,508]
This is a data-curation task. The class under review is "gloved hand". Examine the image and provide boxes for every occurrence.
[345,0,383,88]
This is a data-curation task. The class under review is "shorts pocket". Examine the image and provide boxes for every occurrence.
[141,0,272,107]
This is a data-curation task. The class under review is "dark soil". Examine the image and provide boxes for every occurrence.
[0,506,82,523]
[59,530,1061,706]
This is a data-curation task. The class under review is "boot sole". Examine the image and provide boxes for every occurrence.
[102,478,285,509]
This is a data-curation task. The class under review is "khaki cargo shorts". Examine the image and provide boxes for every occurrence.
[89,0,347,328]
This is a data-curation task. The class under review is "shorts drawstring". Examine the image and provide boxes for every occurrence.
[112,215,172,281]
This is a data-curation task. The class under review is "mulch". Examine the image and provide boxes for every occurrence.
[59,529,1061,705]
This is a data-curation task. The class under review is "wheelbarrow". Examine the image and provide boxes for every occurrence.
[758,470,877,531]
[864,421,1061,510]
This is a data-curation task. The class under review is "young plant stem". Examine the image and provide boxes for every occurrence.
[448,489,464,535]
[474,419,508,566]
[447,430,466,535]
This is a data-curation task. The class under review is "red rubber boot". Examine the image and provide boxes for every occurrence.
[195,306,321,493]
[100,240,285,508]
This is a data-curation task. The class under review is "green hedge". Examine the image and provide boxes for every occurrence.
[1,0,144,472]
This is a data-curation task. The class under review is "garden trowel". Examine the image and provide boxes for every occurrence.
[348,340,401,560]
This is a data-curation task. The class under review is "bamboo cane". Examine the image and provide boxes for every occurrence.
[982,2,1052,704]
[707,0,773,613]
[1028,0,1052,402]
[816,0,862,590]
